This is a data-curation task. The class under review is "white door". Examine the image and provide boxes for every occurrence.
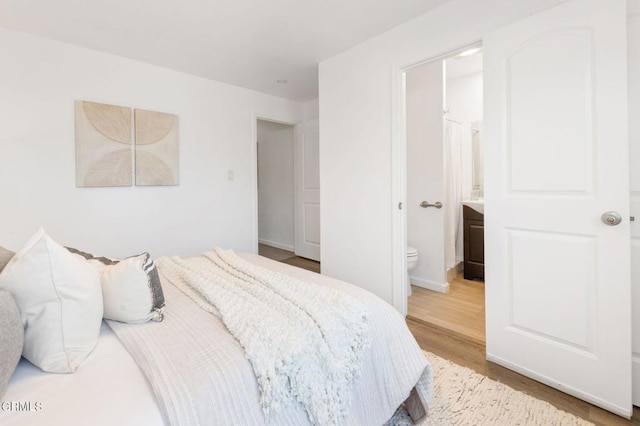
[484,0,631,417]
[294,119,321,261]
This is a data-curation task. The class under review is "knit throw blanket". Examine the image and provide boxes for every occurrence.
[155,249,370,425]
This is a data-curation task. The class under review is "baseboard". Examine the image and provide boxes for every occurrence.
[258,239,294,252]
[446,262,463,282]
[410,276,449,293]
[633,353,640,406]
[486,352,633,419]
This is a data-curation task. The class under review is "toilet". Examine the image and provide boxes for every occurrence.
[407,246,418,296]
[407,246,418,271]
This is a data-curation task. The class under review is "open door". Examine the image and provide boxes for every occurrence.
[484,0,631,417]
[294,119,321,261]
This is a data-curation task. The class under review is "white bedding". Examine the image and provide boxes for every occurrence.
[1,253,431,426]
[156,249,371,424]
[1,322,163,426]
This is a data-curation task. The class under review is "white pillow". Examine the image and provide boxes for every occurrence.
[66,248,165,323]
[93,253,165,323]
[0,229,103,373]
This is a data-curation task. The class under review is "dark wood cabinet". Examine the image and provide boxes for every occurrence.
[463,205,484,281]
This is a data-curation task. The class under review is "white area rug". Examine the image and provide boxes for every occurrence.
[387,351,594,426]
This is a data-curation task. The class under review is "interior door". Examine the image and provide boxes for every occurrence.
[294,119,321,261]
[484,0,631,417]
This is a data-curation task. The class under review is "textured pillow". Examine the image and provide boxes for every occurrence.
[0,229,103,373]
[99,253,165,323]
[0,290,23,398]
[0,245,15,273]
[67,248,165,323]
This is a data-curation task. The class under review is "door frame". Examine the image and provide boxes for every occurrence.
[390,41,483,316]
[252,116,297,255]
[628,3,640,407]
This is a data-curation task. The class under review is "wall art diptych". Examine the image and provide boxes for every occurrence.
[75,101,133,187]
[74,100,179,187]
[134,109,179,186]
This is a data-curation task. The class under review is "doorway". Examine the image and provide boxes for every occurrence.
[256,118,321,272]
[377,0,635,416]
[256,119,296,254]
[389,0,632,416]
[403,46,485,344]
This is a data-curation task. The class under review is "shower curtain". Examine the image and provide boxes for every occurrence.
[444,118,463,271]
[471,122,483,196]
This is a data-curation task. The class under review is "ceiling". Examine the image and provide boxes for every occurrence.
[0,0,451,101]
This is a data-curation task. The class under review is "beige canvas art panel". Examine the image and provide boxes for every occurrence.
[75,100,133,187]
[134,109,179,186]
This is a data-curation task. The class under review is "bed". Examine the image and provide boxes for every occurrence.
[1,247,432,426]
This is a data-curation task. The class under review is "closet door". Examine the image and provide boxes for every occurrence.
[294,119,321,261]
[484,0,631,416]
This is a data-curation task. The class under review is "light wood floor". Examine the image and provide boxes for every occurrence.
[258,244,320,273]
[408,276,486,344]
[408,319,640,425]
[408,274,639,424]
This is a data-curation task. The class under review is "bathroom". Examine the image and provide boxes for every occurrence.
[405,46,485,342]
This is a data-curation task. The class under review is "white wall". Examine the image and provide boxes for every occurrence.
[257,120,295,251]
[0,27,303,258]
[303,99,320,121]
[406,61,447,291]
[628,0,640,405]
[319,0,565,303]
[445,67,483,263]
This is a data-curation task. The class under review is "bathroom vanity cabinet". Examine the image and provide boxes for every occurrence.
[463,205,484,281]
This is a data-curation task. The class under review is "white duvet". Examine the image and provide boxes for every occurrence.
[1,253,432,426]
[1,322,164,426]
[156,249,370,425]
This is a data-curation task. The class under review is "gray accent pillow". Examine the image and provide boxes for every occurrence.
[0,246,15,273]
[0,290,24,398]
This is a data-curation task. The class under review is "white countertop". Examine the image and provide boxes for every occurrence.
[462,199,484,214]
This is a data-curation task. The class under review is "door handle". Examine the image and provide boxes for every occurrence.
[601,211,622,226]
[420,201,442,209]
